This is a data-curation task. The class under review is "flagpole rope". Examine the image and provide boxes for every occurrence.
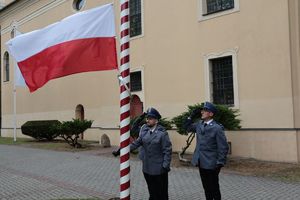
[120,1,130,200]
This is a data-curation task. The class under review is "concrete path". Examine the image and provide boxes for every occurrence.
[0,145,299,200]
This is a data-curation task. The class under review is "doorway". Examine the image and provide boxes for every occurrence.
[130,95,143,119]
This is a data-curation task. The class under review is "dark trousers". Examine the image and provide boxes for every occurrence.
[199,167,221,200]
[143,172,168,200]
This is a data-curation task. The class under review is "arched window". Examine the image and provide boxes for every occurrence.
[75,104,84,120]
[73,0,85,11]
[75,104,85,139]
[3,52,9,82]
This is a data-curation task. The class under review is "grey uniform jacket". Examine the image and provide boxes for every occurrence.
[186,120,229,169]
[130,124,172,175]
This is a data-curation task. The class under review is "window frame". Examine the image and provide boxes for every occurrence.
[198,0,240,21]
[203,48,239,108]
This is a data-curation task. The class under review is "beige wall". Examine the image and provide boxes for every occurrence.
[2,128,299,163]
[106,129,300,163]
[1,0,300,163]
[131,0,294,128]
[227,130,299,163]
[0,0,295,128]
[73,129,300,163]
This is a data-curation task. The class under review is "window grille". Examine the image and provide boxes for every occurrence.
[206,0,234,15]
[130,0,142,37]
[130,71,142,91]
[211,56,234,105]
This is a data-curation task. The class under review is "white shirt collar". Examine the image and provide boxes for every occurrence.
[150,125,157,132]
[204,119,213,125]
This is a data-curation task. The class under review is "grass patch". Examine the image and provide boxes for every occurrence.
[265,166,300,182]
[0,137,32,145]
[172,154,300,183]
[0,137,100,152]
[53,199,102,200]
[225,157,300,183]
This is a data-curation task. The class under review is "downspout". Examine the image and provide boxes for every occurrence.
[287,0,300,163]
[0,25,1,136]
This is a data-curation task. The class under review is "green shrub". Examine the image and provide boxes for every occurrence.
[55,119,93,148]
[172,103,241,135]
[21,120,61,140]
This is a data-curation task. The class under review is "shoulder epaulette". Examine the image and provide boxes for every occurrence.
[217,123,225,130]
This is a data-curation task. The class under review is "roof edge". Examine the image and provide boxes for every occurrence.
[0,0,20,12]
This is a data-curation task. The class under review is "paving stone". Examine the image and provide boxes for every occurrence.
[0,145,299,200]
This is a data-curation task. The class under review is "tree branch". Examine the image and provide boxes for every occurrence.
[178,132,195,163]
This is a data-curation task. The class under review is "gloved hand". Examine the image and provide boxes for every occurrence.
[112,148,120,157]
[161,167,170,174]
[216,164,223,173]
[190,108,201,119]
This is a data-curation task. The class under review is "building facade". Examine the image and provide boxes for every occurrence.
[1,0,300,163]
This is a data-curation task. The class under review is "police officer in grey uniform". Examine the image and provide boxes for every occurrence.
[113,108,172,200]
[184,102,229,200]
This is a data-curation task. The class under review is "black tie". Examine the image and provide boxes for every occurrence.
[201,123,207,135]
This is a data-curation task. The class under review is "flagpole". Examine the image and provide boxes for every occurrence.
[13,82,17,142]
[13,27,17,142]
[119,1,130,200]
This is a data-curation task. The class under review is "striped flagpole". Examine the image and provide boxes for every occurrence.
[119,0,130,200]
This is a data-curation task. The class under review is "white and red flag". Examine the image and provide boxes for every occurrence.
[7,3,117,92]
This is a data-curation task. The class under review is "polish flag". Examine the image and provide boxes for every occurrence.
[6,3,117,92]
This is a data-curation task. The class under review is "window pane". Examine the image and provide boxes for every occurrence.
[77,0,85,10]
[206,0,234,14]
[211,56,234,105]
[130,71,142,91]
[130,0,142,37]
